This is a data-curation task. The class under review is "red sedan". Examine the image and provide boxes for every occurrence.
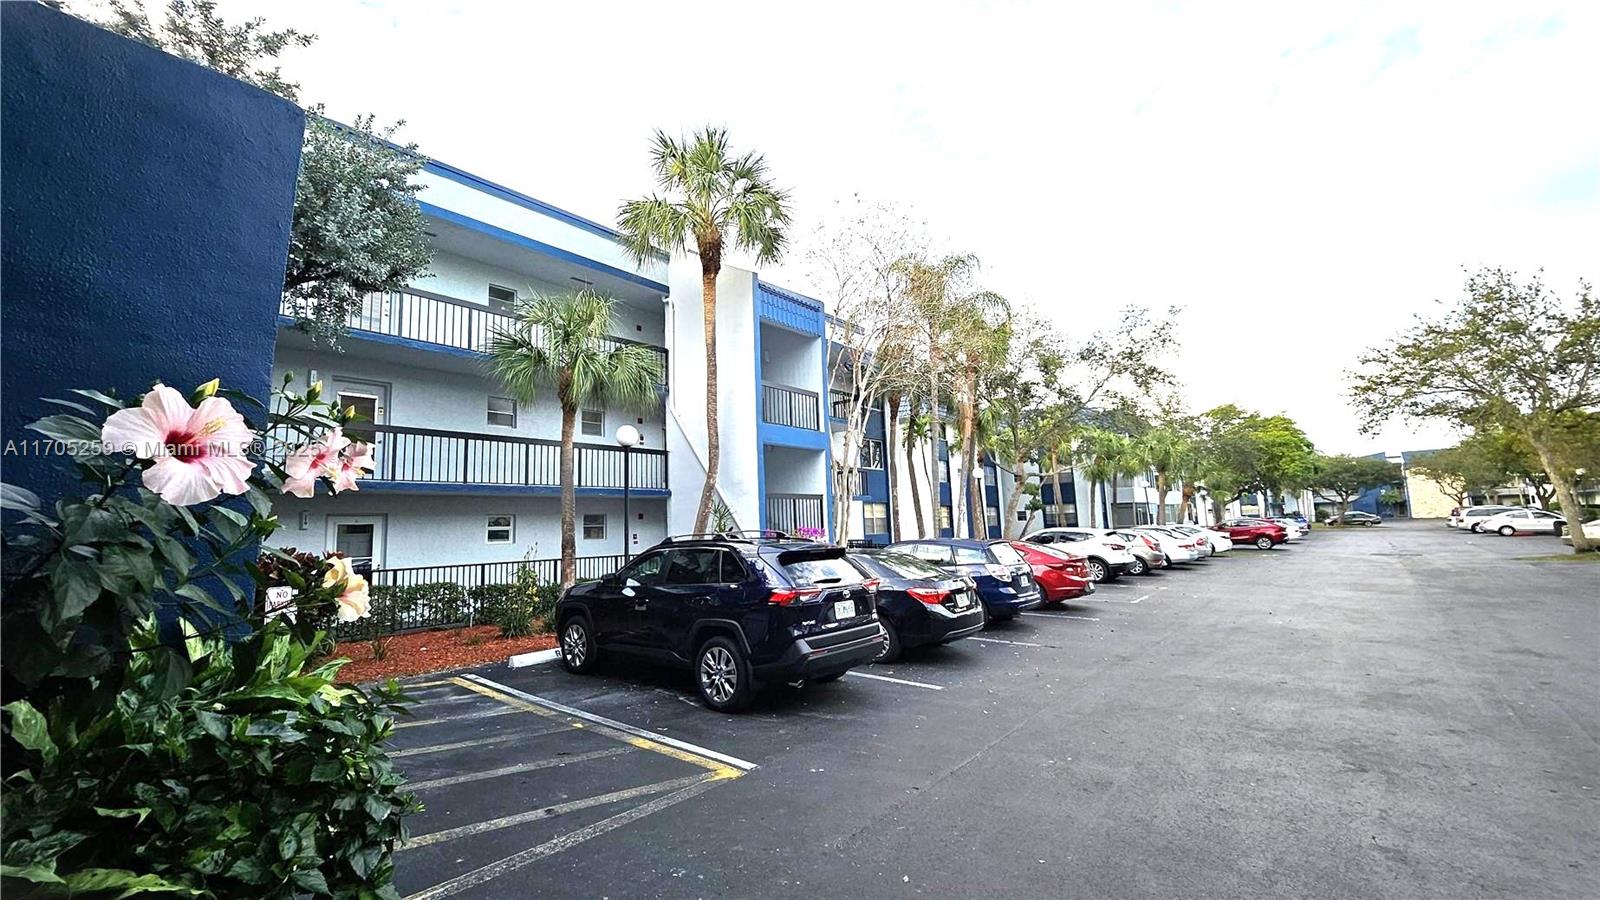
[1210,518,1288,550]
[1008,541,1095,602]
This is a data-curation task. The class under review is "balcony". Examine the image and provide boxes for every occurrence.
[280,287,667,380]
[829,390,853,420]
[761,383,821,431]
[275,423,668,493]
[766,493,825,535]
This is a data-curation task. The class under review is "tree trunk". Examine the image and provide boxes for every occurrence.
[1050,452,1066,529]
[1154,472,1169,525]
[885,393,902,541]
[904,411,927,538]
[927,342,941,533]
[1003,456,1025,538]
[1527,436,1593,552]
[558,401,578,587]
[692,246,721,534]
[962,370,982,539]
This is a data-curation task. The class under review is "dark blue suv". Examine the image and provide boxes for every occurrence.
[882,539,1043,622]
[554,532,884,711]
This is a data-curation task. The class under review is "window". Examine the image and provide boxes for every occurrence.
[664,548,723,584]
[986,507,1000,528]
[860,439,885,470]
[907,543,953,564]
[937,460,950,484]
[937,506,952,529]
[954,546,989,564]
[780,555,862,586]
[488,284,517,313]
[984,467,997,487]
[988,542,1026,566]
[582,514,606,540]
[487,395,517,428]
[619,552,665,586]
[581,408,604,437]
[486,515,514,543]
[863,502,889,535]
[1016,509,1029,521]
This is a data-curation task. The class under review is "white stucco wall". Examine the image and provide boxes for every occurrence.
[759,324,823,392]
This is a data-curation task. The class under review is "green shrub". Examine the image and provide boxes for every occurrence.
[2,620,419,898]
[478,568,559,639]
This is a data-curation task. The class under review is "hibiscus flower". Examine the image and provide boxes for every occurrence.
[280,428,351,498]
[322,555,371,622]
[332,441,375,493]
[100,383,255,507]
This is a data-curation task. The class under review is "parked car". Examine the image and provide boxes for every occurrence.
[1110,529,1169,575]
[1007,540,1096,602]
[1128,526,1205,564]
[1281,512,1310,530]
[885,539,1044,622]
[1021,527,1138,582]
[555,532,884,712]
[1168,523,1233,554]
[1447,505,1512,529]
[1264,517,1308,540]
[1477,508,1568,536]
[847,551,986,662]
[1326,511,1382,527]
[1560,519,1600,547]
[1211,517,1290,549]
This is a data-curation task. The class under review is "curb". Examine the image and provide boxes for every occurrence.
[507,648,560,669]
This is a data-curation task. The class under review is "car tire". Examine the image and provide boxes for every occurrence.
[1470,523,1484,533]
[1553,522,1566,537]
[1085,557,1109,583]
[1498,525,1516,536]
[1253,535,1273,550]
[875,621,902,664]
[1126,556,1148,576]
[558,615,601,675]
[695,636,754,713]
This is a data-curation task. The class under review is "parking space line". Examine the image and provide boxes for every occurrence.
[404,777,722,900]
[847,670,944,690]
[1021,612,1101,621]
[390,727,570,759]
[402,772,716,851]
[403,679,459,689]
[969,636,1051,648]
[455,674,758,774]
[405,747,632,792]
[396,706,517,729]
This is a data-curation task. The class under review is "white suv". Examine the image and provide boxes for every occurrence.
[1451,505,1514,532]
[1477,508,1567,536]
[1023,528,1138,582]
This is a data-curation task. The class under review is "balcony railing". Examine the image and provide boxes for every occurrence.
[766,493,825,535]
[761,383,821,431]
[272,423,667,491]
[281,287,667,380]
[829,390,853,419]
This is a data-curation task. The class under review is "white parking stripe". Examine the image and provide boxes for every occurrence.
[460,674,759,772]
[401,772,715,850]
[969,636,1050,648]
[405,747,630,791]
[403,778,722,899]
[846,670,944,690]
[1021,612,1101,621]
[390,728,568,758]
[395,706,516,729]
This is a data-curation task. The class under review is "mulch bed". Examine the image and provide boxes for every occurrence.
[328,625,556,684]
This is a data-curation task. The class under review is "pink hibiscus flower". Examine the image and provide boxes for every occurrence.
[331,441,375,493]
[100,383,255,507]
[280,428,351,498]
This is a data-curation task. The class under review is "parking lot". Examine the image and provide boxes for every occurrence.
[391,520,1598,899]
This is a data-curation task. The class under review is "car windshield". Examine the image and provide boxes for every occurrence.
[780,555,862,586]
[859,552,947,580]
[987,542,1026,566]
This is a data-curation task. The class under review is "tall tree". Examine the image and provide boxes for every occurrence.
[1076,428,1135,528]
[1309,454,1401,521]
[1134,420,1197,526]
[1349,268,1598,551]
[895,254,979,527]
[1409,439,1516,509]
[618,128,791,533]
[1194,405,1317,521]
[947,293,1011,538]
[898,402,933,537]
[74,1,433,345]
[487,291,661,586]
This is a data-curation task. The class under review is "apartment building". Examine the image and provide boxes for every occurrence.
[267,160,672,578]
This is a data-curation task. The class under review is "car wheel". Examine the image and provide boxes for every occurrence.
[695,636,754,712]
[1085,557,1109,583]
[1126,556,1147,576]
[1254,535,1273,550]
[875,621,902,664]
[559,616,600,674]
[1470,523,1484,533]
[1498,525,1515,536]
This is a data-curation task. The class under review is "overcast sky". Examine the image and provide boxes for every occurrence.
[221,0,1599,454]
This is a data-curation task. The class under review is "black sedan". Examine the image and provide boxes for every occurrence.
[1327,511,1382,526]
[848,550,986,662]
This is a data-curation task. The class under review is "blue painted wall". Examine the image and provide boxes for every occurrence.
[1039,477,1081,528]
[2,4,304,505]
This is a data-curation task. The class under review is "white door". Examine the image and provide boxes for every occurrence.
[326,516,386,574]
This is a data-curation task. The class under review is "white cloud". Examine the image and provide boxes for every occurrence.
[223,0,1598,454]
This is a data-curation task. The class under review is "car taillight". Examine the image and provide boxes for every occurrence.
[1106,542,1127,551]
[862,579,880,594]
[768,587,821,606]
[1141,536,1160,551]
[906,587,949,606]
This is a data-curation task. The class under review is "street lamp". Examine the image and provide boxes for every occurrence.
[971,467,986,538]
[615,425,641,560]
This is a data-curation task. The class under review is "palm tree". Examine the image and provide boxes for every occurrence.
[617,128,790,533]
[487,291,661,587]
[946,296,1010,538]
[1135,426,1196,525]
[899,398,932,538]
[1077,429,1133,528]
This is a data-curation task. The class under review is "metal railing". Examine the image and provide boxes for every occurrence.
[281,287,667,380]
[338,554,628,638]
[761,383,821,431]
[829,390,853,419]
[272,423,667,490]
[766,493,825,535]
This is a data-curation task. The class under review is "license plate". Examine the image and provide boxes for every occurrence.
[833,600,856,620]
[954,592,971,609]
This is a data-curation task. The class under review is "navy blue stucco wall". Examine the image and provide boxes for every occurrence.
[1,3,303,502]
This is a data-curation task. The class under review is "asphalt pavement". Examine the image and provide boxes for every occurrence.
[392,520,1599,899]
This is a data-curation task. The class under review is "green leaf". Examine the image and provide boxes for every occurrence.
[70,388,127,409]
[0,482,41,512]
[310,758,343,783]
[194,710,229,741]
[0,862,64,884]
[290,868,330,894]
[50,557,102,622]
[363,793,393,822]
[60,867,204,898]
[93,806,153,825]
[27,413,102,445]
[2,701,57,765]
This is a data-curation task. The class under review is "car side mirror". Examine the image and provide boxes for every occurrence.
[624,577,641,588]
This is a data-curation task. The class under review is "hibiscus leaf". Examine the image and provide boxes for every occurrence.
[50,558,102,622]
[27,414,101,445]
[3,700,58,765]
[40,396,96,415]
[0,482,41,513]
[69,388,127,409]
